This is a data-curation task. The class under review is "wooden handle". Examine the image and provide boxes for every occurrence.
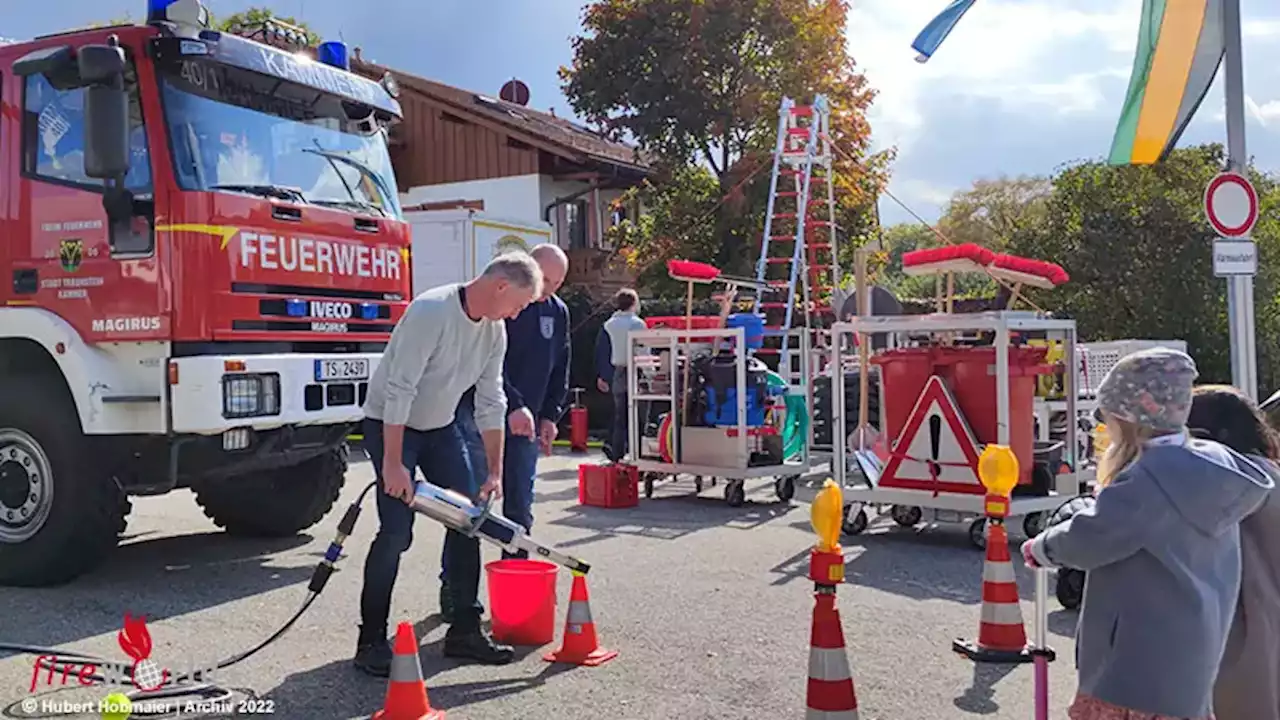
[855,249,871,443]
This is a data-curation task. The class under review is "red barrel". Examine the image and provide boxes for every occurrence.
[871,348,936,441]
[932,346,1050,486]
[872,346,1051,486]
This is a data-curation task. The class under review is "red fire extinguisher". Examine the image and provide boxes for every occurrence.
[569,387,588,453]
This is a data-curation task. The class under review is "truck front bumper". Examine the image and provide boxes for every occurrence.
[169,352,380,436]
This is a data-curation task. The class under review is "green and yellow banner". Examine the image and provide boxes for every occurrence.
[1109,0,1225,165]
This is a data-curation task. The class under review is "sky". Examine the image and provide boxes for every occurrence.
[5,0,1280,226]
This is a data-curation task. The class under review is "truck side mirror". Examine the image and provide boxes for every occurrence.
[79,44,130,181]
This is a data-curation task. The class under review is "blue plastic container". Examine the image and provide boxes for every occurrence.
[726,313,765,349]
[704,387,766,427]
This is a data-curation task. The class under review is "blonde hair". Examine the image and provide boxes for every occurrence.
[1096,416,1156,487]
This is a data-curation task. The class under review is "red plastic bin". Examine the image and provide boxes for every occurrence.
[872,346,1052,486]
[578,463,639,508]
[934,347,1050,485]
[870,347,935,440]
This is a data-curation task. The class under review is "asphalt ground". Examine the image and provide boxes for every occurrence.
[0,449,1082,719]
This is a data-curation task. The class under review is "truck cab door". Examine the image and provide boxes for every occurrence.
[14,44,163,340]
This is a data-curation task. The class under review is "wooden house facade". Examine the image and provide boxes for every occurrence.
[352,54,651,295]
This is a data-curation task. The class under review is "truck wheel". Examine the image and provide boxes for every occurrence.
[194,448,347,537]
[0,379,130,586]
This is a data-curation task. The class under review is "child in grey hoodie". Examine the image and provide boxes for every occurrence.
[1022,349,1273,720]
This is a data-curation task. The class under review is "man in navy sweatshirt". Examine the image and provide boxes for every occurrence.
[440,243,571,622]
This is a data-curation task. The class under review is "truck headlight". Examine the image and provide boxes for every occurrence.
[222,373,281,419]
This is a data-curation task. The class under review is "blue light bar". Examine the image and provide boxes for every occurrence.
[285,299,307,317]
[317,41,350,70]
[148,0,210,27]
[359,303,378,320]
[148,0,181,20]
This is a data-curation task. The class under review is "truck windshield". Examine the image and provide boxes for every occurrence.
[158,60,402,220]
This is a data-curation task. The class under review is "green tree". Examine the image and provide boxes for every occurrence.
[1004,143,1280,387]
[606,164,723,296]
[216,7,320,46]
[561,0,889,281]
[870,176,1051,301]
[939,175,1052,249]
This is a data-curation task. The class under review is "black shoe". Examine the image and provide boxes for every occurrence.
[439,583,455,624]
[353,638,392,677]
[443,627,515,665]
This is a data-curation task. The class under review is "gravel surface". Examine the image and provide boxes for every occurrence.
[0,449,1083,719]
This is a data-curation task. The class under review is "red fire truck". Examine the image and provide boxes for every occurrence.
[0,1,410,585]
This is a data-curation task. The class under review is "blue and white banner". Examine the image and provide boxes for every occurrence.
[910,0,979,63]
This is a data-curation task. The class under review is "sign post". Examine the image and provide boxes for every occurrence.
[1218,0,1259,400]
[1204,167,1259,399]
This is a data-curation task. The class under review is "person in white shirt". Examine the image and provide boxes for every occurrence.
[601,288,647,461]
[354,253,541,675]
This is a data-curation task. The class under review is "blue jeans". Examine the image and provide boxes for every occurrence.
[442,397,540,576]
[358,417,484,640]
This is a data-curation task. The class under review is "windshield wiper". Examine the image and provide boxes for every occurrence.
[302,147,396,214]
[311,198,387,217]
[210,183,308,203]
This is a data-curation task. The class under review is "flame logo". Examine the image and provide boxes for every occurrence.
[117,614,153,661]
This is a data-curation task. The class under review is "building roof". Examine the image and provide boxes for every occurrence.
[354,58,651,176]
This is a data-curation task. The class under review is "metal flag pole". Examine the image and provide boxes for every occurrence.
[1223,0,1258,399]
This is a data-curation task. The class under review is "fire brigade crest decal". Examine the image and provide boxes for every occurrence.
[58,239,83,273]
[118,613,168,691]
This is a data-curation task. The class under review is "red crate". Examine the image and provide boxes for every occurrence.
[645,315,721,342]
[578,463,639,508]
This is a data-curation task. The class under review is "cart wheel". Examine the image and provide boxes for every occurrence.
[890,505,923,528]
[643,473,655,499]
[1055,568,1085,609]
[694,476,704,493]
[725,481,746,507]
[842,506,868,536]
[774,475,797,502]
[968,518,987,550]
[1023,511,1047,538]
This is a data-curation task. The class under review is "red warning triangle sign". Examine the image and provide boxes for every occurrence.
[879,375,983,495]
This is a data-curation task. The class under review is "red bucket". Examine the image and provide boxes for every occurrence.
[485,559,558,645]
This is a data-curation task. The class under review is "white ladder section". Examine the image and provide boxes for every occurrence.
[752,95,840,381]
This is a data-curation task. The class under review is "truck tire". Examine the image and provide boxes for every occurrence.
[194,447,347,537]
[0,378,130,586]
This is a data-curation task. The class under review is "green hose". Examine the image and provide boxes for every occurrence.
[765,370,809,459]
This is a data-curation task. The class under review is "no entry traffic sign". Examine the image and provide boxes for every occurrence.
[1204,171,1259,238]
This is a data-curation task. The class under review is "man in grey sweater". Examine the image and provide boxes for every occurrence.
[354,253,542,675]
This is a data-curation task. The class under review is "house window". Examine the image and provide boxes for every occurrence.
[566,199,589,250]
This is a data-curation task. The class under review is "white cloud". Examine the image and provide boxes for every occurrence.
[891,178,956,209]
[848,0,1142,156]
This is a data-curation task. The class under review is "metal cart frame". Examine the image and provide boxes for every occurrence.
[624,326,818,505]
[830,311,1084,546]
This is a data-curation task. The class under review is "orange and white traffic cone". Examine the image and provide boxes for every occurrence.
[806,589,859,719]
[953,520,1033,663]
[372,622,445,720]
[543,572,618,667]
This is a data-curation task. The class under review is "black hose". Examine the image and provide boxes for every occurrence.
[0,481,379,719]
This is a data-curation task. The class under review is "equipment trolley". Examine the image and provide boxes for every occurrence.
[830,311,1085,547]
[624,326,818,506]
